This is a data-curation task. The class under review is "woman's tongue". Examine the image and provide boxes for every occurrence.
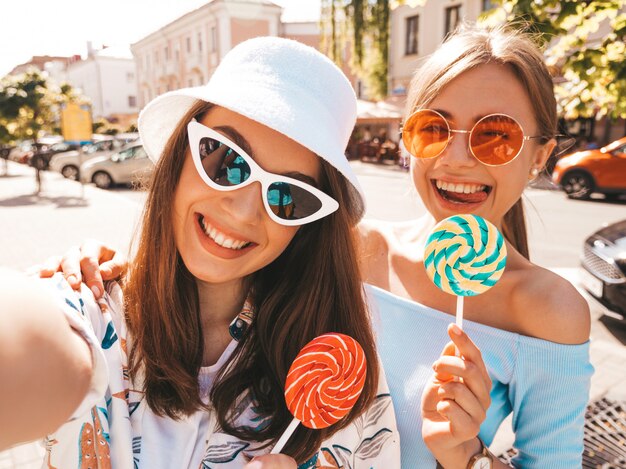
[440,188,488,204]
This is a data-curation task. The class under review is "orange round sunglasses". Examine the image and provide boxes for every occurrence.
[401,109,548,166]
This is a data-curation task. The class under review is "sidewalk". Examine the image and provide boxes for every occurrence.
[1,160,625,466]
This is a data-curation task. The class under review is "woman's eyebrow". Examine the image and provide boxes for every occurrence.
[432,108,452,119]
[283,172,319,187]
[213,125,255,158]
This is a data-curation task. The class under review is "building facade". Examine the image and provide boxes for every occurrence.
[131,0,297,108]
[66,46,139,120]
[389,0,491,97]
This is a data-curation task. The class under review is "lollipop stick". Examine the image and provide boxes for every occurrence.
[455,296,464,358]
[270,417,301,454]
[455,296,464,329]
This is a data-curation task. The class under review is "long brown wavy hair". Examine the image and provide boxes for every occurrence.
[405,23,557,259]
[123,100,378,462]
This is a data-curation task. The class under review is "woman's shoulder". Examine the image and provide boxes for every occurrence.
[508,263,590,345]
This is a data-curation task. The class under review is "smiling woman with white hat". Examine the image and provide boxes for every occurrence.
[0,37,399,468]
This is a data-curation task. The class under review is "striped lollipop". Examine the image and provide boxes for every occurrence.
[424,214,507,327]
[271,333,366,454]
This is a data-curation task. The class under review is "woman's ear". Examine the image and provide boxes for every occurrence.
[534,137,557,170]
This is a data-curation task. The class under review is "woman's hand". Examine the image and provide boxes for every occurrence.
[35,239,126,299]
[421,323,493,468]
[244,454,297,469]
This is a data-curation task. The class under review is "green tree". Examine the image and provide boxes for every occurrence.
[321,0,391,100]
[328,0,625,116]
[0,69,89,145]
[480,0,626,120]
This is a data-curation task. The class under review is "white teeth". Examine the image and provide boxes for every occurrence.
[435,180,486,194]
[199,216,250,250]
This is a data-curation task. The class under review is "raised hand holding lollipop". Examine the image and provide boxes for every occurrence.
[271,333,367,454]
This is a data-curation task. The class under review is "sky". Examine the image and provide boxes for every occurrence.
[0,0,321,77]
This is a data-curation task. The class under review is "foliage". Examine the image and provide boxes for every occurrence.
[469,0,625,119]
[321,0,391,100]
[92,117,120,135]
[0,68,90,144]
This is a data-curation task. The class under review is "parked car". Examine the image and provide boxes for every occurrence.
[580,219,626,321]
[80,142,152,189]
[30,141,82,170]
[49,138,121,180]
[8,141,44,164]
[552,136,626,200]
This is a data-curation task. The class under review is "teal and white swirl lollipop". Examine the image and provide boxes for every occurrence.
[424,214,507,328]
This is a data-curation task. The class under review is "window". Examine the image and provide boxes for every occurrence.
[211,26,217,52]
[128,96,137,107]
[154,50,159,65]
[198,32,203,52]
[405,15,419,55]
[188,78,194,87]
[116,147,136,162]
[445,5,462,37]
[186,37,191,53]
[164,46,169,61]
[175,46,179,61]
[126,72,134,83]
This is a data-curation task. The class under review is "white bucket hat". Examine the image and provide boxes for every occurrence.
[138,36,365,221]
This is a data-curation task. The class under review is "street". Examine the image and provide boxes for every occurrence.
[0,160,625,466]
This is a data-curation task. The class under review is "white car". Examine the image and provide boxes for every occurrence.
[80,142,152,189]
[49,138,121,180]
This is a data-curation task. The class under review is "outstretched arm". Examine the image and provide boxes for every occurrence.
[0,269,92,450]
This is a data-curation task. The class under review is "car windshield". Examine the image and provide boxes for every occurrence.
[50,143,69,151]
[84,140,115,153]
[113,146,141,162]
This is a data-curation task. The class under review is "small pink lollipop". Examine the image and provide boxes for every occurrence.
[270,333,367,454]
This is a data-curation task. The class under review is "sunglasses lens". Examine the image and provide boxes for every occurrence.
[198,137,252,187]
[403,110,450,159]
[267,181,323,221]
[470,115,524,165]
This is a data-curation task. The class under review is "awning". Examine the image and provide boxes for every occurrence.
[356,99,403,123]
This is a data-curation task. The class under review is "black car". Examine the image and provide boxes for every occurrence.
[581,219,626,320]
[30,141,81,170]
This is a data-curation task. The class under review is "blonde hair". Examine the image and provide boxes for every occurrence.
[406,23,557,258]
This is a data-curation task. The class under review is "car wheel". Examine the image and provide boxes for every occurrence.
[92,171,113,189]
[61,165,79,180]
[562,171,594,200]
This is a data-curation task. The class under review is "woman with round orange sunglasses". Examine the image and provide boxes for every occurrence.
[360,24,592,468]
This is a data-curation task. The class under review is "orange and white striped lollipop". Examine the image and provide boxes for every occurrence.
[271,333,367,454]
